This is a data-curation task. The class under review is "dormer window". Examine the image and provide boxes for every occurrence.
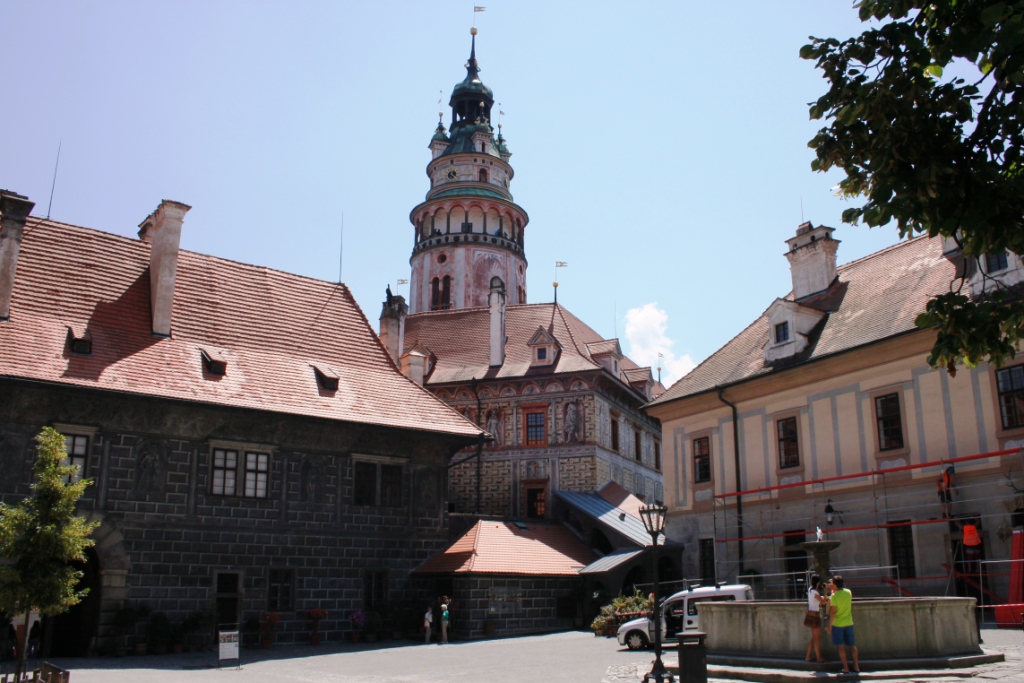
[986,252,1009,273]
[66,328,92,355]
[527,326,560,367]
[775,321,790,344]
[201,349,227,376]
[312,363,340,392]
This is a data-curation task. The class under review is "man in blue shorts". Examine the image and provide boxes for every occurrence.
[826,576,859,673]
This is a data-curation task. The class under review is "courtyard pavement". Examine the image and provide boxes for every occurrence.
[34,626,1024,683]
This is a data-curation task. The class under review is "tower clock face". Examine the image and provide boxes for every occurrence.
[446,168,459,181]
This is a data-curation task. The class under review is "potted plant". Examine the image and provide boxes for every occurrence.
[260,613,281,649]
[348,610,366,643]
[242,617,261,650]
[305,608,327,645]
[147,612,172,655]
[112,604,151,657]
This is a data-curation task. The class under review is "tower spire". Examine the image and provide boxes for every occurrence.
[467,27,480,80]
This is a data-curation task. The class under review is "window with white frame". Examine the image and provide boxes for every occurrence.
[212,448,270,498]
[62,434,89,483]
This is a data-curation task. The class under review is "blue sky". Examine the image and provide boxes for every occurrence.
[0,2,903,387]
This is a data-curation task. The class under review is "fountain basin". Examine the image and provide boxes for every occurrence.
[700,598,979,659]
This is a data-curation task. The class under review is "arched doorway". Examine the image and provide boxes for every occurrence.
[46,547,101,657]
[622,565,646,595]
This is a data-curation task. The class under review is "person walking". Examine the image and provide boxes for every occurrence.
[440,603,449,644]
[804,575,827,663]
[423,606,433,644]
[826,576,859,674]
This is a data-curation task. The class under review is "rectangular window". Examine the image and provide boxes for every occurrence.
[634,430,642,462]
[526,487,547,518]
[887,521,917,580]
[610,414,620,451]
[212,449,238,496]
[693,436,711,483]
[875,393,904,450]
[267,569,294,612]
[353,460,404,507]
[62,434,89,484]
[654,442,661,471]
[996,366,1024,430]
[777,417,800,469]
[354,461,377,506]
[380,464,403,507]
[986,252,1009,273]
[775,321,790,343]
[244,452,269,498]
[537,347,547,360]
[698,538,716,582]
[526,412,546,445]
[364,570,388,610]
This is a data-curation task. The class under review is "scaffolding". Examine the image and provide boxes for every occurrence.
[709,447,1024,606]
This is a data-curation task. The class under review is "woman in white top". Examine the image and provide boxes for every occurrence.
[804,575,828,662]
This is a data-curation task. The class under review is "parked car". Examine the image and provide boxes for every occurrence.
[616,583,753,650]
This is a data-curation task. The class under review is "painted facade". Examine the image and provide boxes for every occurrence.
[647,224,1024,606]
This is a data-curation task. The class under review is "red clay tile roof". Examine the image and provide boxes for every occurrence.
[0,219,482,438]
[412,520,597,576]
[403,303,666,398]
[649,235,953,407]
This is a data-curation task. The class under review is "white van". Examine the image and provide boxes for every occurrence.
[616,583,753,650]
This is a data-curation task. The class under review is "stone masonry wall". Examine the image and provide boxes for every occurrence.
[451,575,579,638]
[0,380,467,652]
[449,459,512,516]
[557,456,596,492]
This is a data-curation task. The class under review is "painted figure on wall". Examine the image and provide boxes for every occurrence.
[563,401,582,443]
[136,439,167,493]
[486,408,503,448]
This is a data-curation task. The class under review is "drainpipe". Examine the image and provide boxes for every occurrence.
[717,387,744,574]
[471,378,483,514]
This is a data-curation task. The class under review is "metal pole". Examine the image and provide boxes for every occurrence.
[645,533,671,683]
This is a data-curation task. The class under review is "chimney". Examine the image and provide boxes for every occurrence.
[138,200,191,337]
[378,287,408,364]
[0,191,35,321]
[488,276,506,367]
[784,222,840,300]
[400,346,428,386]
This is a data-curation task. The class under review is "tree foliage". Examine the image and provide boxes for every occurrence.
[802,0,1024,372]
[0,427,99,618]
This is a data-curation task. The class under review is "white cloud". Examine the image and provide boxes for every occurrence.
[623,302,696,388]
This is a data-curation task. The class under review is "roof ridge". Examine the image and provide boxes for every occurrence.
[27,217,366,293]
[836,234,932,273]
[650,309,770,401]
[554,304,598,367]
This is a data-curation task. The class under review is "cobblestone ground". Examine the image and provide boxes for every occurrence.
[32,627,1024,683]
[602,627,1024,683]
[44,631,641,683]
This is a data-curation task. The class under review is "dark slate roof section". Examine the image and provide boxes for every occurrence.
[579,548,646,575]
[648,236,954,407]
[554,490,660,547]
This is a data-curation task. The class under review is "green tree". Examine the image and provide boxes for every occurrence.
[802,0,1024,373]
[0,427,98,671]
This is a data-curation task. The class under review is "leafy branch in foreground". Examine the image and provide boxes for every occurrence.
[802,0,1024,372]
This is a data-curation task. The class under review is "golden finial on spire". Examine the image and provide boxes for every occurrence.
[470,27,478,36]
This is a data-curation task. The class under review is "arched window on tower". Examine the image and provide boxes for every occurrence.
[518,286,525,304]
[480,142,486,153]
[441,275,452,309]
[478,168,488,183]
[431,277,441,311]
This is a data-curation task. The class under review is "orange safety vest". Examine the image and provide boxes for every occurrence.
[963,524,982,547]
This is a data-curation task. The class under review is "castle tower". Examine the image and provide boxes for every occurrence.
[407,28,530,314]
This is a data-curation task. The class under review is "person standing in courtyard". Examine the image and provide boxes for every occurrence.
[826,576,859,674]
[804,575,827,663]
[423,606,433,644]
[440,603,449,644]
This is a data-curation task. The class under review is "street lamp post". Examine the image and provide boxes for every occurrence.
[639,503,673,683]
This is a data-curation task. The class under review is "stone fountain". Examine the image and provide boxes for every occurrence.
[799,539,842,581]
